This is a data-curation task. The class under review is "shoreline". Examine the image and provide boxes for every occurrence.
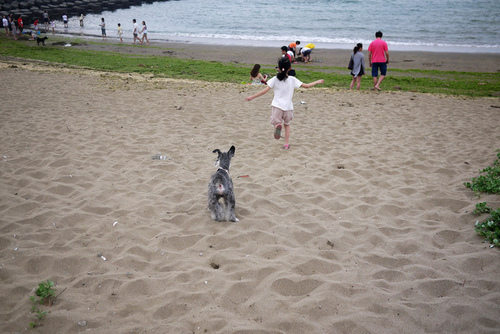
[35,31,500,73]
[49,28,500,54]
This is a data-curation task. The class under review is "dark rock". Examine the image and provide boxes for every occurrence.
[2,0,174,26]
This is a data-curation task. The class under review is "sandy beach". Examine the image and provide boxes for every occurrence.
[1,40,500,333]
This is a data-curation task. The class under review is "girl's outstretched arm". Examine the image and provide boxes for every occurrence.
[246,86,271,101]
[301,79,324,89]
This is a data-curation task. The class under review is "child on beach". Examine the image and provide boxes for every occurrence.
[117,23,123,42]
[50,19,55,34]
[99,18,106,39]
[140,21,149,45]
[2,16,8,35]
[250,64,268,85]
[245,57,324,149]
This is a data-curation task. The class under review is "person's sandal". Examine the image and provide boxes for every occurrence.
[283,144,290,150]
[274,125,282,140]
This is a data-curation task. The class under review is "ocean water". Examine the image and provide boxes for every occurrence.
[58,0,500,53]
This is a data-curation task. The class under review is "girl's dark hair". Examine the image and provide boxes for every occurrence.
[277,57,291,81]
[353,43,363,54]
[250,64,261,78]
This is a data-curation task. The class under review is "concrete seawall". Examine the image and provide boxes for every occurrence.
[1,0,170,27]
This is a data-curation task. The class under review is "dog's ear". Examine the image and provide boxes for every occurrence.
[228,146,235,157]
[213,149,221,155]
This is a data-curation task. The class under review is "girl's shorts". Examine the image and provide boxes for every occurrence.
[270,106,293,127]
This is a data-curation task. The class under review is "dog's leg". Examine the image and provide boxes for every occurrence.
[214,202,224,221]
[208,194,218,221]
[208,192,224,221]
[226,194,238,222]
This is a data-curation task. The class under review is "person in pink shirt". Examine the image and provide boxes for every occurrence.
[368,31,389,91]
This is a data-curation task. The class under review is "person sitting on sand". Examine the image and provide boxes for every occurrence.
[281,46,293,62]
[250,64,268,85]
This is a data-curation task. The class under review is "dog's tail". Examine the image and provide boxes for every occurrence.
[216,183,225,195]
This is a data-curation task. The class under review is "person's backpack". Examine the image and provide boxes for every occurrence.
[347,55,354,70]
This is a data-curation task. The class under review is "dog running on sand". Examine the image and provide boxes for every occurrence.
[207,146,238,222]
[36,36,48,46]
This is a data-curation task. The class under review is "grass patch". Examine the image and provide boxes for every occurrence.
[1,35,500,97]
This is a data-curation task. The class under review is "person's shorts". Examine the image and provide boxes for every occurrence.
[302,50,312,57]
[43,18,49,23]
[270,106,293,127]
[371,62,387,76]
[134,33,138,37]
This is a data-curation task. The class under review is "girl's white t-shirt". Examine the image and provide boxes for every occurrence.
[267,76,303,111]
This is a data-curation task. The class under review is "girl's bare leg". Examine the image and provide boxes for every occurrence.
[284,124,291,147]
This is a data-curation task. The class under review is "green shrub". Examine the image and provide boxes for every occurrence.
[29,280,56,328]
[466,152,500,247]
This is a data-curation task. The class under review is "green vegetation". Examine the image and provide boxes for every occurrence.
[475,207,500,247]
[1,35,499,97]
[465,152,500,247]
[29,280,56,328]
[465,152,500,195]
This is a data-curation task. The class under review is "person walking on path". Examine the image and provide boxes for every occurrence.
[245,57,324,150]
[349,43,365,90]
[99,18,106,39]
[3,16,9,35]
[117,23,123,42]
[17,16,23,34]
[132,19,142,44]
[368,31,389,91]
[10,17,17,40]
[140,21,149,45]
[43,11,49,32]
[50,19,55,34]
